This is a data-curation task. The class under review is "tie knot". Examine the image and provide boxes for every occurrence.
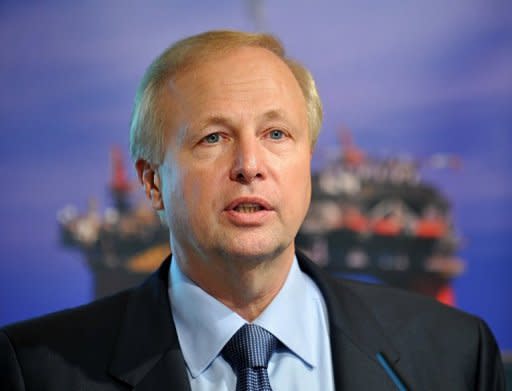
[222,324,278,371]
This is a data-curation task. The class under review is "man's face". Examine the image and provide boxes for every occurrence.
[158,46,312,264]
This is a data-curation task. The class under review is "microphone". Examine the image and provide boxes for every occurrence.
[376,352,408,391]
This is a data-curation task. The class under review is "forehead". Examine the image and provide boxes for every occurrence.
[166,46,307,120]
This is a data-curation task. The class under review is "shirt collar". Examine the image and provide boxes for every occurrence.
[168,256,320,378]
[252,258,319,368]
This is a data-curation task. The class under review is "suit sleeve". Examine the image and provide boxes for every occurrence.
[475,320,506,390]
[0,330,26,391]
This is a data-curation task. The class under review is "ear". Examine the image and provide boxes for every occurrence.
[135,159,164,210]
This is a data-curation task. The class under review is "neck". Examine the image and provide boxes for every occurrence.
[174,245,295,322]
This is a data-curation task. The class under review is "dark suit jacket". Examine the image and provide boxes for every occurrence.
[1,253,505,390]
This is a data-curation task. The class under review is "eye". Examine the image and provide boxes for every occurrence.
[268,129,285,140]
[203,133,221,144]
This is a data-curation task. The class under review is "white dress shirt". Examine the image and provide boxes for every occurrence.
[168,256,335,390]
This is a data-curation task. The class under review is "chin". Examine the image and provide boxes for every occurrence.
[214,239,291,264]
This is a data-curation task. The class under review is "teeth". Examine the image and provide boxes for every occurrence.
[235,203,262,213]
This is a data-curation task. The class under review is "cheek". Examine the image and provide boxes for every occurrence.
[178,169,220,221]
[162,164,195,220]
[282,155,312,213]
[289,152,311,189]
[166,174,207,241]
[167,151,227,217]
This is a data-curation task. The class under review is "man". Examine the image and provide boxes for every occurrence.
[0,30,505,390]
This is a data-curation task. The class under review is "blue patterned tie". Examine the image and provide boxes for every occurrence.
[222,324,277,391]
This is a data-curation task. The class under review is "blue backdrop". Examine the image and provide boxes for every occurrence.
[1,1,511,351]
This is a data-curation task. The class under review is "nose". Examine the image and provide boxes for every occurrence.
[229,137,265,184]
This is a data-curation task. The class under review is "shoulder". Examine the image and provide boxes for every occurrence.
[0,260,175,389]
[331,278,504,388]
[331,278,500,369]
[1,288,134,373]
[335,278,484,341]
[2,289,133,344]
[0,289,135,388]
[339,278,477,327]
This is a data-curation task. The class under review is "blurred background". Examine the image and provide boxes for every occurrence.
[1,0,510,376]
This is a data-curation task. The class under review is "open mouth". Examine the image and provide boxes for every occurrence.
[234,203,264,213]
[226,198,272,215]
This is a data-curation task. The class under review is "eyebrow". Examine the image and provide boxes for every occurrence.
[258,109,288,123]
[194,114,234,131]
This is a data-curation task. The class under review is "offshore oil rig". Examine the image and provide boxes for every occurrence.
[58,131,464,305]
[297,131,463,305]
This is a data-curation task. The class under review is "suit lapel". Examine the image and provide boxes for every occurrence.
[109,255,190,391]
[297,252,403,390]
